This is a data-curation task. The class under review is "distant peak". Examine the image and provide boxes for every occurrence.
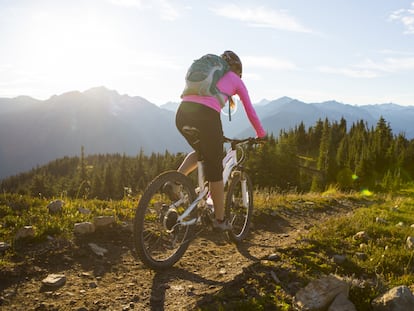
[13,95,39,102]
[276,96,295,104]
[256,96,294,106]
[256,98,271,106]
[270,96,295,106]
[83,86,119,97]
[318,100,344,106]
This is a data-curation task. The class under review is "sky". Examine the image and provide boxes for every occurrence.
[1,0,414,106]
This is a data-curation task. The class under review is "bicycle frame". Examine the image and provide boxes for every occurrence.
[175,141,242,226]
[135,136,260,269]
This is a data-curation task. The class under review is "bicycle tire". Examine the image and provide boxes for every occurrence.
[134,170,196,270]
[225,170,253,243]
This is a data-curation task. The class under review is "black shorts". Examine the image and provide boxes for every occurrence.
[176,101,224,182]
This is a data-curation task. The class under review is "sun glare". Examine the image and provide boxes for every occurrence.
[9,6,182,102]
[20,9,125,94]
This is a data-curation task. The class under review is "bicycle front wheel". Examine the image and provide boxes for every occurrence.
[225,170,253,243]
[134,170,196,270]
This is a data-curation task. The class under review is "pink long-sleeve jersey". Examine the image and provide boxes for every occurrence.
[181,71,266,138]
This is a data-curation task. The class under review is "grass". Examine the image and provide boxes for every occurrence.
[1,188,414,309]
[197,188,414,310]
[299,195,414,309]
[0,193,138,246]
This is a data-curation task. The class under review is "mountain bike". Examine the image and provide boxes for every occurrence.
[133,130,261,270]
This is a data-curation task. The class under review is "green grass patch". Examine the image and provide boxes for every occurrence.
[1,188,414,309]
[0,193,138,249]
[303,194,414,305]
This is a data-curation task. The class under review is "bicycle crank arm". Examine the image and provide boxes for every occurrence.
[176,189,207,222]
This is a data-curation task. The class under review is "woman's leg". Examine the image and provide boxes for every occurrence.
[210,180,224,220]
[177,151,198,176]
[178,152,226,221]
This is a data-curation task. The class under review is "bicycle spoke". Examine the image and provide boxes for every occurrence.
[134,171,196,269]
[226,172,253,242]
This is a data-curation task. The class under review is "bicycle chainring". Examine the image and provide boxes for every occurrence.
[163,208,179,231]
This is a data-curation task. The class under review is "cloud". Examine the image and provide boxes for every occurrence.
[318,56,414,78]
[129,53,181,70]
[318,66,380,79]
[162,0,181,20]
[243,72,262,81]
[389,2,414,34]
[244,56,297,71]
[379,49,414,56]
[210,4,312,33]
[241,56,297,81]
[108,0,180,21]
[356,57,414,73]
[108,0,145,8]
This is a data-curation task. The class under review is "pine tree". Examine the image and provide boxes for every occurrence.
[276,132,300,190]
[311,119,331,191]
[103,163,115,200]
[30,173,50,198]
[295,121,308,155]
[372,116,393,178]
[91,171,104,199]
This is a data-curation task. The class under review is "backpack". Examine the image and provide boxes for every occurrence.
[181,54,230,107]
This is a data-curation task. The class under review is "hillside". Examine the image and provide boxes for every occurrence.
[0,87,189,179]
[1,87,414,179]
[1,191,414,310]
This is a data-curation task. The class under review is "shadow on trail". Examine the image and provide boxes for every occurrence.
[233,211,296,262]
[0,224,134,292]
[145,202,364,310]
[74,227,135,276]
[253,211,295,233]
[149,267,225,311]
[235,240,269,262]
[145,211,302,310]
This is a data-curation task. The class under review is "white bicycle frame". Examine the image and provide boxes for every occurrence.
[175,142,247,226]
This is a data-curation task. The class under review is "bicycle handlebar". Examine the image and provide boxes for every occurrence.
[223,136,265,164]
[223,136,265,146]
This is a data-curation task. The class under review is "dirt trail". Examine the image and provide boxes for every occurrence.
[0,201,356,311]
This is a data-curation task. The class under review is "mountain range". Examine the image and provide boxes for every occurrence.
[1,86,414,179]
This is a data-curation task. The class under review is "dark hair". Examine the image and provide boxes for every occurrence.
[221,50,242,77]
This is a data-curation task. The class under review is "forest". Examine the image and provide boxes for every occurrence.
[1,116,414,200]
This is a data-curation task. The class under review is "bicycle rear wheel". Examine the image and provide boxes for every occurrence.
[134,170,196,270]
[225,170,253,243]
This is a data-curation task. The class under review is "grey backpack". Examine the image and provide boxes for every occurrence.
[181,54,230,107]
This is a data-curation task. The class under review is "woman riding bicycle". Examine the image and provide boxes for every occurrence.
[173,50,266,231]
